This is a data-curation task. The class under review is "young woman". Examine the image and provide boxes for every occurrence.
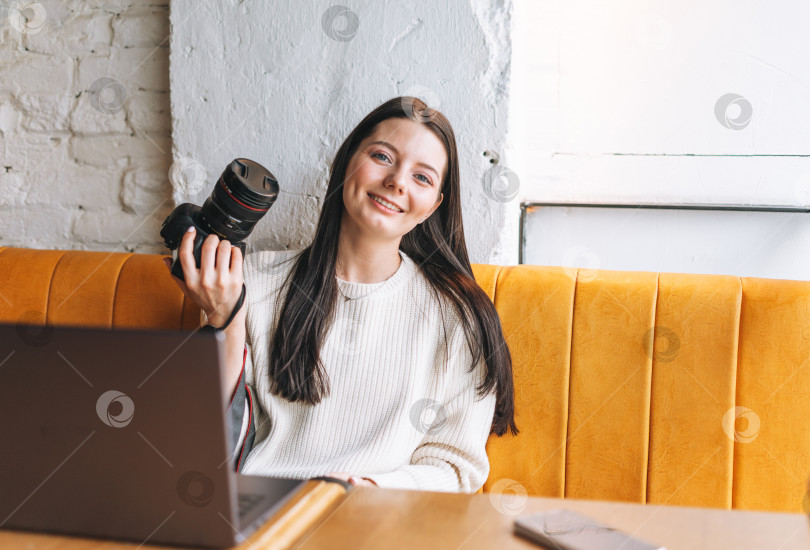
[165,97,517,493]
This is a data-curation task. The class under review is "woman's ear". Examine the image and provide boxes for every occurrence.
[433,192,443,208]
[425,193,443,221]
[418,193,443,223]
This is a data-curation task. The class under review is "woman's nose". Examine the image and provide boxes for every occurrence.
[384,167,407,192]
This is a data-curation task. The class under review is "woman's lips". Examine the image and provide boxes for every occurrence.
[368,193,404,213]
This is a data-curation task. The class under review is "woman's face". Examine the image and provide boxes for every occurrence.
[341,117,446,242]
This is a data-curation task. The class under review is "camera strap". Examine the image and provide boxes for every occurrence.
[200,283,247,334]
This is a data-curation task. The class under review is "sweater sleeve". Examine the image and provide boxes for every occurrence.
[227,343,257,472]
[362,325,497,493]
[200,309,257,472]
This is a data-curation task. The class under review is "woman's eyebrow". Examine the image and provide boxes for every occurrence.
[368,140,439,177]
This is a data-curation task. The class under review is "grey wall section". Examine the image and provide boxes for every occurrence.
[169,0,518,265]
[524,205,810,280]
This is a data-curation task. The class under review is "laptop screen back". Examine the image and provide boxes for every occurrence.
[0,323,240,548]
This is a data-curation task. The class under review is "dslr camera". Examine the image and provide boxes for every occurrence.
[160,158,278,281]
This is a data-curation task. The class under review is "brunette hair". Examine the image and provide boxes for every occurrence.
[267,97,517,436]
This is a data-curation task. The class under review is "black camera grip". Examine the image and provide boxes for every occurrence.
[169,231,246,282]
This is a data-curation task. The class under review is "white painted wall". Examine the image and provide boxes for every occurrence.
[169,0,518,265]
[512,0,810,280]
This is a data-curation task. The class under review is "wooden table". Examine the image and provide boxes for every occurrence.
[2,487,808,549]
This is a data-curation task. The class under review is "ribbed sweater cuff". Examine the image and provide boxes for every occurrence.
[363,465,464,493]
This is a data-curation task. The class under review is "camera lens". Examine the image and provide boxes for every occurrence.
[200,158,279,242]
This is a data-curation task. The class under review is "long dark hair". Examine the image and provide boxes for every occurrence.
[267,97,517,437]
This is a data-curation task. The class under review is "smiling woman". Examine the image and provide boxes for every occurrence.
[338,117,446,282]
[169,97,517,493]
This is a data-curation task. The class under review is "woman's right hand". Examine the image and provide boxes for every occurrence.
[163,226,245,328]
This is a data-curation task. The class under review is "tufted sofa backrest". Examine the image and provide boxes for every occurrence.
[474,263,810,513]
[1,247,808,513]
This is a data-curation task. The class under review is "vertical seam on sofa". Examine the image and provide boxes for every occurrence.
[730,276,743,510]
[111,253,134,328]
[486,263,503,493]
[0,248,10,311]
[562,268,578,499]
[491,265,501,306]
[45,251,69,324]
[644,272,661,504]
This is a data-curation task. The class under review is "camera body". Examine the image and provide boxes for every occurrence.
[161,203,235,280]
[160,158,278,281]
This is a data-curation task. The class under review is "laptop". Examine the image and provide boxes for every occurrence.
[0,322,312,548]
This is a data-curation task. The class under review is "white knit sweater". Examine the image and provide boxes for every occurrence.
[231,248,496,493]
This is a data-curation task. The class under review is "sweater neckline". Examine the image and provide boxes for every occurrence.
[335,250,416,300]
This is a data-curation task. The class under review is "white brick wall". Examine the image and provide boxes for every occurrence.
[0,1,172,254]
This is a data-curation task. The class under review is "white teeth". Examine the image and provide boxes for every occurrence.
[370,194,403,212]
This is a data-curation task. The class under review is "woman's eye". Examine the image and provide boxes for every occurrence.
[371,152,390,162]
[415,174,432,185]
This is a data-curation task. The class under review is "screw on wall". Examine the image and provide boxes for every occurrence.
[483,150,500,165]
[481,150,521,203]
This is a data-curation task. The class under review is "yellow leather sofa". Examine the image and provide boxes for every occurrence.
[1,246,808,513]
